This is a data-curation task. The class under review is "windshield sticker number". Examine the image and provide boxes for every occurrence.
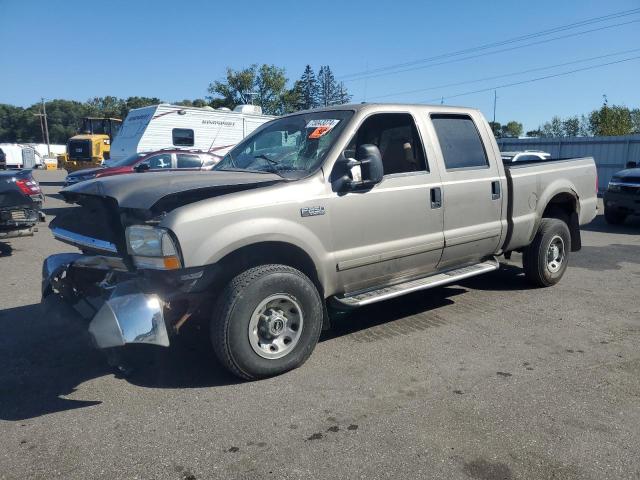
[306,119,340,139]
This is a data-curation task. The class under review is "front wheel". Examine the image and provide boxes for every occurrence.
[522,218,571,287]
[210,264,323,380]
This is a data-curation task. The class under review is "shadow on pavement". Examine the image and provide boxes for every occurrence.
[0,263,525,421]
[0,242,13,256]
[581,213,640,234]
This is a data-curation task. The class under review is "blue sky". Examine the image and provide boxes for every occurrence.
[1,0,638,130]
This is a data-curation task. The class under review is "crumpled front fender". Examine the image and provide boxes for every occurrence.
[41,253,83,297]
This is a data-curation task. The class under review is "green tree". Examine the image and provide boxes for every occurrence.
[208,64,290,115]
[86,96,125,119]
[588,97,633,136]
[296,65,319,110]
[629,108,640,134]
[123,96,162,117]
[561,116,580,137]
[317,65,338,106]
[500,121,523,138]
[541,116,564,137]
[334,82,352,105]
[489,121,502,138]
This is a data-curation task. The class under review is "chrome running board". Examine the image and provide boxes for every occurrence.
[332,259,499,308]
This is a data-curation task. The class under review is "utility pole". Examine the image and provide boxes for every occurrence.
[41,98,51,157]
[492,90,497,125]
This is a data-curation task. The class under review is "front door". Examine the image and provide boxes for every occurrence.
[328,113,444,293]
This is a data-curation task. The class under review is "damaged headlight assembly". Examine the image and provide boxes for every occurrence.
[125,225,182,270]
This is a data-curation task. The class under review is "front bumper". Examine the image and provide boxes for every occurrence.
[603,191,640,214]
[42,253,169,348]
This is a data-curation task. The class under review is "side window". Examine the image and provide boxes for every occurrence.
[172,128,194,147]
[176,154,202,168]
[147,153,173,169]
[346,113,427,176]
[431,115,488,170]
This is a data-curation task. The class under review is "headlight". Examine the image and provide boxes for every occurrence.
[608,178,621,192]
[125,225,182,270]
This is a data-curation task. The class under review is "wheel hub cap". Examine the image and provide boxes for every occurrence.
[248,294,304,360]
[546,235,565,273]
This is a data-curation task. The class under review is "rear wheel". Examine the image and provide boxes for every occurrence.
[604,207,626,225]
[523,218,571,287]
[210,264,323,380]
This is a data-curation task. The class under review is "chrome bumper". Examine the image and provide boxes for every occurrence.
[42,253,170,348]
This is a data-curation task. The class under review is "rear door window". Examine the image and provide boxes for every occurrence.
[176,154,202,168]
[172,128,194,147]
[431,115,488,170]
[146,153,173,169]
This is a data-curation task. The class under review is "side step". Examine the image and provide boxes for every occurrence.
[332,259,500,308]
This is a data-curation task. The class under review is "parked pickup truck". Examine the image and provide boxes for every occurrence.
[43,104,598,380]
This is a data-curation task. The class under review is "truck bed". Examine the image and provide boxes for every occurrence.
[503,157,598,252]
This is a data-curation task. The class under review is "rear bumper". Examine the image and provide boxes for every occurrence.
[0,206,42,239]
[42,253,170,348]
[603,191,640,214]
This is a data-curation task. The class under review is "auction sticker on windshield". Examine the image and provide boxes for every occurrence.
[306,119,341,139]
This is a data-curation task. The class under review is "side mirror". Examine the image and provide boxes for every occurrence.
[625,161,637,169]
[134,163,150,173]
[333,144,384,191]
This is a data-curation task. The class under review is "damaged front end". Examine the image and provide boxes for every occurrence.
[42,253,170,348]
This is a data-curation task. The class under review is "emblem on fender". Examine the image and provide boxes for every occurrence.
[300,206,325,217]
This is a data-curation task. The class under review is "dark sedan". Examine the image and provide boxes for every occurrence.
[0,169,44,239]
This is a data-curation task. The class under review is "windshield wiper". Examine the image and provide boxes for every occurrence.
[253,154,278,165]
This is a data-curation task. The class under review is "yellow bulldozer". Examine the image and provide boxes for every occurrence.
[59,117,122,172]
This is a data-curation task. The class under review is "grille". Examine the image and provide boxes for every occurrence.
[10,210,28,221]
[68,140,92,161]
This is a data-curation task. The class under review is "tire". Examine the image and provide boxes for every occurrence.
[211,264,323,380]
[604,207,626,225]
[522,218,571,287]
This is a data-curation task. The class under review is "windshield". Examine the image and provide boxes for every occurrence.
[213,110,353,178]
[103,153,146,168]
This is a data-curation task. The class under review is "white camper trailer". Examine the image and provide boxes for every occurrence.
[0,144,37,169]
[110,104,275,162]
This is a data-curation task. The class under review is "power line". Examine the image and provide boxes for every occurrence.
[419,55,640,104]
[368,47,640,100]
[340,7,640,80]
[343,18,640,83]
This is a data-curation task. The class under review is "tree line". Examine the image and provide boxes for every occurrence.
[0,64,351,144]
[491,98,640,139]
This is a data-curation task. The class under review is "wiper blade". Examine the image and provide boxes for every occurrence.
[253,154,278,165]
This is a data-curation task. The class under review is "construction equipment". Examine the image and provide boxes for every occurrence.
[59,118,122,172]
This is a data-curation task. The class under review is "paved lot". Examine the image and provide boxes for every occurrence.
[1,169,639,480]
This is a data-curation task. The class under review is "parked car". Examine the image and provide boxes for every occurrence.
[603,161,640,224]
[64,149,223,186]
[0,169,44,240]
[501,150,551,163]
[43,103,597,380]
[0,147,6,170]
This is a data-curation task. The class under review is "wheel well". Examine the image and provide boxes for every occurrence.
[214,241,323,296]
[542,192,581,251]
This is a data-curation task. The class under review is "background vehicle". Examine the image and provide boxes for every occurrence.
[0,144,38,169]
[43,103,597,380]
[109,104,273,163]
[501,150,551,163]
[603,160,640,224]
[63,149,223,186]
[0,169,44,239]
[60,117,122,173]
[0,147,5,169]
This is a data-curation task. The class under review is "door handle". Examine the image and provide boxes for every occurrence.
[430,187,442,209]
[491,180,501,200]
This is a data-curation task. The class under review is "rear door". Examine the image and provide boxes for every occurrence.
[429,113,504,268]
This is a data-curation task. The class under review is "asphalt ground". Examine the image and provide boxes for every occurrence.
[1,169,639,480]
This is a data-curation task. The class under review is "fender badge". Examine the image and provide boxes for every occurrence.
[300,206,325,217]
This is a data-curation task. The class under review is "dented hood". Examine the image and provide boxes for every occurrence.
[60,170,282,210]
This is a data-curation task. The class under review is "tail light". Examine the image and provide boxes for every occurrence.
[15,178,41,196]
